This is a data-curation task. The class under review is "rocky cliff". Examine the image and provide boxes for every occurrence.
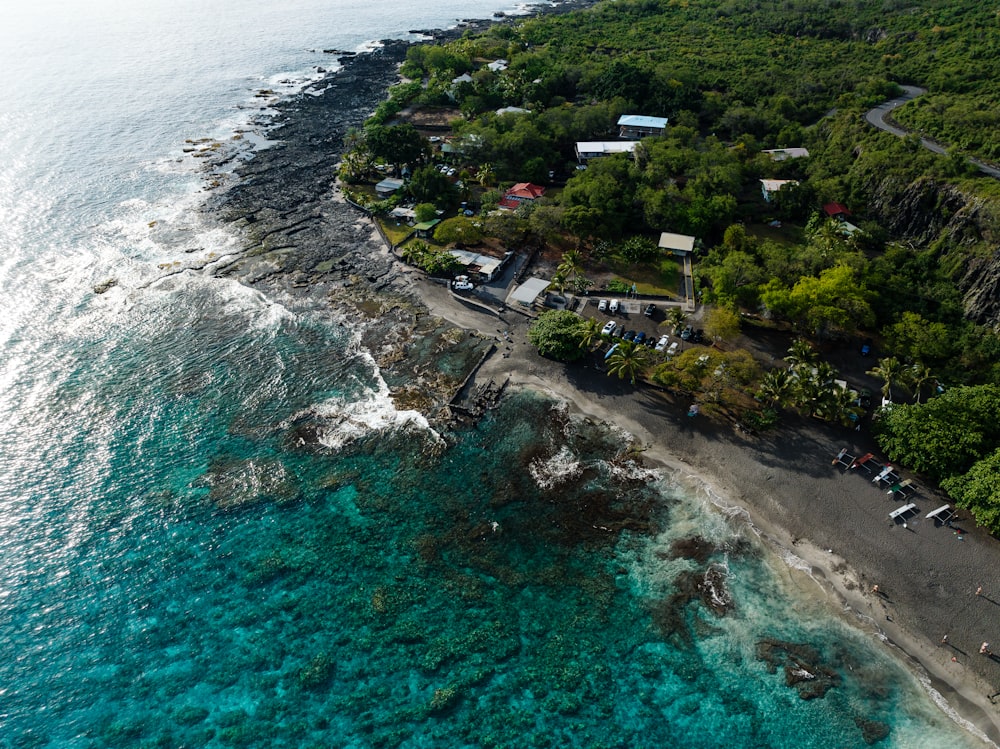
[866,176,1000,328]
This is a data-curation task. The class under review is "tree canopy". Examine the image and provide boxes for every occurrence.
[527,310,589,361]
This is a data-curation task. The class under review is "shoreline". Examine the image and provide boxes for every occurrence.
[411,279,1000,746]
[203,5,1000,743]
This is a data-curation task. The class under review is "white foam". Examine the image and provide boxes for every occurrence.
[917,672,1000,749]
[529,445,581,490]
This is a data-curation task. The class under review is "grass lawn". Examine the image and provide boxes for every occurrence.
[746,221,806,246]
[606,254,681,298]
[378,219,416,246]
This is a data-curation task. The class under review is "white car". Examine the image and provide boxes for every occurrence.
[609,299,620,314]
[601,320,617,336]
[655,335,669,352]
[666,341,679,356]
[598,299,608,312]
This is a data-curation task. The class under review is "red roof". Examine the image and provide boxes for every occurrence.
[823,202,851,217]
[498,182,546,209]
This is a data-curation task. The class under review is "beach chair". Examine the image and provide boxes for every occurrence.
[832,449,855,469]
[925,504,954,525]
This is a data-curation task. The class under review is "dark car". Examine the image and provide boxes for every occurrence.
[634,331,647,345]
[857,388,873,410]
[680,325,693,341]
[643,304,656,318]
[623,330,636,342]
[693,328,705,344]
[861,338,873,356]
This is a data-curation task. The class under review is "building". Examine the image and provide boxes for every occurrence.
[498,182,545,210]
[762,147,810,161]
[448,249,512,282]
[658,232,696,256]
[486,59,508,72]
[495,106,531,116]
[509,277,551,307]
[413,219,441,238]
[760,179,798,202]
[375,178,404,197]
[617,114,668,139]
[574,141,637,163]
[823,202,852,220]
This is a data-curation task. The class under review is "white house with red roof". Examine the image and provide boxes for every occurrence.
[499,182,545,210]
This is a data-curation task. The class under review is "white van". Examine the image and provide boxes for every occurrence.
[609,299,620,314]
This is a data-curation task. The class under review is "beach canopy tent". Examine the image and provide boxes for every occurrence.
[889,503,918,520]
[926,504,954,522]
[510,277,551,306]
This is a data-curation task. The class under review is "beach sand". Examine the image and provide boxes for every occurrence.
[408,272,1000,746]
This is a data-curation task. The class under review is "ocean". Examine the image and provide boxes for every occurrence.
[0,1,992,747]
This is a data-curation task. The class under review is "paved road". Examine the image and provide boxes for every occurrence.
[865,85,1000,179]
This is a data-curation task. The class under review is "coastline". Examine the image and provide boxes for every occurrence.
[412,279,1000,746]
[201,7,1000,744]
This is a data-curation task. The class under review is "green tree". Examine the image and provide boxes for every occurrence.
[606,340,650,385]
[757,367,793,408]
[704,306,741,346]
[883,311,953,365]
[579,317,603,350]
[909,364,936,404]
[527,310,588,361]
[867,356,907,401]
[408,165,455,205]
[784,338,818,373]
[365,123,426,172]
[942,448,1000,533]
[414,203,438,223]
[434,217,483,246]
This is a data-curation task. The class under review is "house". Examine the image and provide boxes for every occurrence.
[509,277,551,307]
[760,179,798,202]
[486,59,508,73]
[451,73,473,85]
[617,115,668,139]
[823,202,851,220]
[762,147,810,161]
[498,182,545,210]
[574,141,637,163]
[448,249,512,282]
[413,219,441,238]
[657,232,696,256]
[375,178,404,197]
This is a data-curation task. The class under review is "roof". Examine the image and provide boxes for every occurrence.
[617,114,668,129]
[413,219,441,231]
[510,277,551,304]
[762,147,810,160]
[451,73,473,85]
[760,179,798,192]
[487,59,508,72]
[375,178,404,192]
[496,106,530,116]
[505,183,545,200]
[576,141,638,155]
[658,232,696,253]
[823,201,852,217]
[449,249,502,275]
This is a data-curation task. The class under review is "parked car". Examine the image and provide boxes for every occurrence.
[643,303,656,318]
[680,325,694,341]
[623,330,636,342]
[609,299,620,314]
[453,280,474,291]
[861,338,873,356]
[601,320,617,336]
[693,328,705,344]
[857,388,873,410]
[634,331,647,345]
[655,335,670,352]
[666,341,679,356]
[598,299,608,312]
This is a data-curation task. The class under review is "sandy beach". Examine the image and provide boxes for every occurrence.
[407,271,1000,746]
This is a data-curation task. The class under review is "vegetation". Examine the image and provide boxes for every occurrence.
[527,310,589,361]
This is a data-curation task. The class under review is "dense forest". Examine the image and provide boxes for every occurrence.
[341,0,1000,529]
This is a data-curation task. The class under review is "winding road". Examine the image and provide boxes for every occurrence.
[865,85,1000,179]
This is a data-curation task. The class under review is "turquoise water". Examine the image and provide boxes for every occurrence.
[0,1,993,747]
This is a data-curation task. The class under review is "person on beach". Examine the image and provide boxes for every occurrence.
[981,642,991,656]
[871,584,880,595]
[976,586,983,596]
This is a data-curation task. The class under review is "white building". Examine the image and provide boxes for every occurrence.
[574,141,638,163]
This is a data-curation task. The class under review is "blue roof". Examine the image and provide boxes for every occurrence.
[617,114,668,129]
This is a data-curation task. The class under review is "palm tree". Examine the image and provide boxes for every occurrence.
[579,318,602,350]
[666,307,687,333]
[549,269,568,296]
[400,240,428,265]
[476,162,495,188]
[909,364,935,403]
[757,367,793,408]
[606,341,649,385]
[784,338,818,373]
[867,356,906,401]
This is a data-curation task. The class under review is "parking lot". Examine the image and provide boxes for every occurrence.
[583,297,706,355]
